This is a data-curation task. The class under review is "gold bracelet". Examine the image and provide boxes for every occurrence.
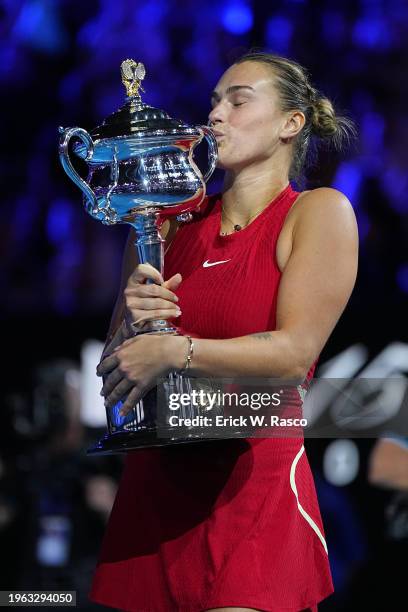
[180,335,194,375]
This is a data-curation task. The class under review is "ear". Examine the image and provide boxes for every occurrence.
[279,111,305,142]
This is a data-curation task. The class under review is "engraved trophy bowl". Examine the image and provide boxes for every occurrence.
[58,60,220,454]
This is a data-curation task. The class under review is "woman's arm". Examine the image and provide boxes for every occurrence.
[179,188,359,380]
[99,188,359,411]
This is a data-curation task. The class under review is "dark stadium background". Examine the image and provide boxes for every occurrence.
[1,1,407,610]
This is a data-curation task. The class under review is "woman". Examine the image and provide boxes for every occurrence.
[90,52,359,612]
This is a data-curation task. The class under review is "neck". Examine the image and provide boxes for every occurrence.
[221,161,290,223]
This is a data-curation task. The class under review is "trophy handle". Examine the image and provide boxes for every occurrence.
[58,126,98,213]
[197,126,218,182]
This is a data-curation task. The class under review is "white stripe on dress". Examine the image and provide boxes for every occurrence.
[289,444,329,555]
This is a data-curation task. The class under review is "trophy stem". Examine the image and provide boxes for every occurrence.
[132,210,178,335]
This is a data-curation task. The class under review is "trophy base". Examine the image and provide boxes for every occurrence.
[86,428,245,455]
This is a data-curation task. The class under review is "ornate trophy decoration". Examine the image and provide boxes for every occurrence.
[59,60,218,453]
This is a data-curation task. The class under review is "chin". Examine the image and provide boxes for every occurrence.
[216,159,248,172]
[215,152,241,171]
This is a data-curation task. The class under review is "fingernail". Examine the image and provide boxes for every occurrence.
[176,309,182,316]
[173,295,179,302]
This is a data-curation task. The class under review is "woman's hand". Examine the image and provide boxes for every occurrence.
[124,263,182,332]
[97,333,187,415]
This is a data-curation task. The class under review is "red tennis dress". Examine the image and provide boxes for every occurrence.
[89,183,334,611]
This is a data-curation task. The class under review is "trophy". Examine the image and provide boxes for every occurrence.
[59,59,219,454]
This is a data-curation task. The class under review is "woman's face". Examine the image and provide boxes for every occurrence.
[208,61,288,171]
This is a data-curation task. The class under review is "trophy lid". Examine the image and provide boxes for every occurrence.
[90,59,195,140]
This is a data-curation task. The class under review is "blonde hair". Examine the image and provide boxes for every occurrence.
[235,51,357,181]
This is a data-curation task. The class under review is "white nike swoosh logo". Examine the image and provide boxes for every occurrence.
[203,259,231,268]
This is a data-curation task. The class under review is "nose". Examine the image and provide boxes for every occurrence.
[208,100,225,126]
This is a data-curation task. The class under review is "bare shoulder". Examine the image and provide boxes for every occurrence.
[277,188,358,273]
[294,186,356,221]
[298,186,354,207]
[291,187,358,239]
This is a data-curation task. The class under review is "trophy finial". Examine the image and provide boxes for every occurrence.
[121,59,146,98]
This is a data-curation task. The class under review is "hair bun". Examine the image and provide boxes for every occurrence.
[311,96,338,138]
[310,94,357,151]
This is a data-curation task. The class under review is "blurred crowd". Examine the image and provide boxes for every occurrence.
[2,1,408,610]
[1,0,408,317]
[0,359,122,608]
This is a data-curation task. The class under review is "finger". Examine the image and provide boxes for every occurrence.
[162,273,182,291]
[101,368,124,398]
[120,377,158,416]
[128,263,163,286]
[126,295,180,311]
[119,385,143,416]
[129,309,181,327]
[115,335,139,350]
[105,378,134,408]
[135,282,179,303]
[96,353,119,377]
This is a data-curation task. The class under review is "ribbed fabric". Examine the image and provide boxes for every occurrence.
[165,183,306,341]
[89,183,334,611]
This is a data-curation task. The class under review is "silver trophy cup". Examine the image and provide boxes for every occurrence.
[59,60,219,453]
